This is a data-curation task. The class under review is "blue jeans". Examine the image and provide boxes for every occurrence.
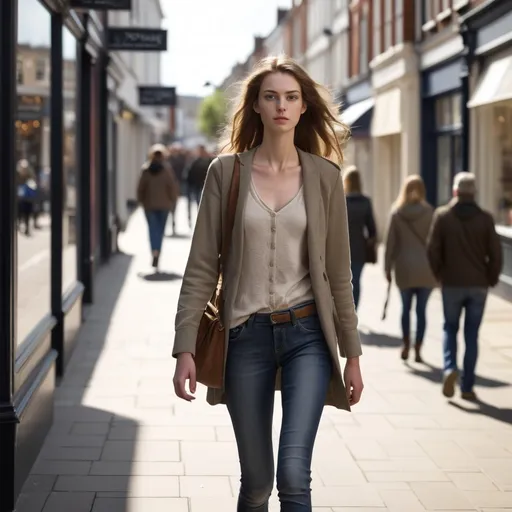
[442,287,488,393]
[350,262,364,310]
[144,209,168,252]
[399,287,432,343]
[225,302,332,512]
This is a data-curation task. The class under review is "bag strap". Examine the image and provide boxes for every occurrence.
[219,155,241,271]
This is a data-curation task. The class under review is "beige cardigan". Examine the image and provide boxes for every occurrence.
[172,147,361,411]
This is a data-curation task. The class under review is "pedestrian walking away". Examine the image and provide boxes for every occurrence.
[343,165,377,310]
[137,143,179,271]
[172,55,364,512]
[427,172,502,401]
[384,175,437,363]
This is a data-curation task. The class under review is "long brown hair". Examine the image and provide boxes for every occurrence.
[343,165,362,194]
[219,55,350,165]
[393,175,426,210]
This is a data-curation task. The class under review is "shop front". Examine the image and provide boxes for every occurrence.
[341,78,374,195]
[419,31,465,206]
[370,43,420,236]
[462,0,512,298]
[0,1,115,510]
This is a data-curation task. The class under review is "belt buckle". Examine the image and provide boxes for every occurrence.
[270,312,279,325]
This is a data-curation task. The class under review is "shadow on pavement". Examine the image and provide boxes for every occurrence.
[449,400,512,426]
[165,232,190,239]
[137,271,183,282]
[359,330,402,348]
[404,361,510,389]
[16,252,139,512]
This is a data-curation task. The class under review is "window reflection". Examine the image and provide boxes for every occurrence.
[494,104,512,226]
[16,0,51,343]
[63,27,78,292]
[437,135,452,207]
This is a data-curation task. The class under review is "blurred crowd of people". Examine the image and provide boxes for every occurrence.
[344,166,502,401]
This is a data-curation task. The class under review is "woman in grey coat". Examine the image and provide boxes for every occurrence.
[343,166,377,310]
[385,175,437,362]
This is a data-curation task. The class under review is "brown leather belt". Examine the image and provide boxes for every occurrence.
[269,303,317,325]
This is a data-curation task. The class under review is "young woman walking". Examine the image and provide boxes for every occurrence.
[137,144,178,270]
[343,165,377,309]
[384,175,436,362]
[172,56,364,511]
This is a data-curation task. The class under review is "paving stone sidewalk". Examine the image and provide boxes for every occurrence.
[16,200,512,512]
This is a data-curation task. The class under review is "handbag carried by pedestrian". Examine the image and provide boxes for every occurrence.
[194,156,241,388]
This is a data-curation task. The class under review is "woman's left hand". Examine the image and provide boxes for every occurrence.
[344,358,364,406]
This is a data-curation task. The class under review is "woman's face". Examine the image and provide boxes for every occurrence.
[254,72,306,134]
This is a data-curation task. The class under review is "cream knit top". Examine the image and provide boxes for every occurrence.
[230,178,314,328]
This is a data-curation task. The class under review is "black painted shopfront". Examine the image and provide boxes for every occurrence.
[461,0,512,299]
[420,57,464,207]
[0,1,116,510]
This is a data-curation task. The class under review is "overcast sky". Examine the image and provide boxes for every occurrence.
[17,0,292,95]
[160,0,292,97]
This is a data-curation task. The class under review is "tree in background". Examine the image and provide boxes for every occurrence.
[199,89,227,140]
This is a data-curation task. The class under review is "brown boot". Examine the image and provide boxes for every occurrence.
[414,342,423,363]
[401,337,410,360]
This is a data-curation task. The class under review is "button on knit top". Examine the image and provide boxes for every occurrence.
[230,177,314,328]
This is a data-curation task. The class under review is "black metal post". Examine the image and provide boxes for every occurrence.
[460,25,475,174]
[98,26,110,262]
[77,24,93,304]
[0,0,19,509]
[50,12,64,375]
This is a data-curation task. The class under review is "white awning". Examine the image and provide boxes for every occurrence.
[340,97,374,127]
[468,54,512,108]
[371,87,401,137]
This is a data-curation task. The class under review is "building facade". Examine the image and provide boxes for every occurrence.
[461,0,512,297]
[0,1,166,510]
[342,0,374,216]
[417,1,466,207]
[370,0,420,234]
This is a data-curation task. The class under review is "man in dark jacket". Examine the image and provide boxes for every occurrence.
[427,172,502,401]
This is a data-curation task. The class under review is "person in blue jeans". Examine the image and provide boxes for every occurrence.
[172,56,364,511]
[343,166,377,310]
[137,144,179,270]
[427,172,502,400]
[385,175,437,362]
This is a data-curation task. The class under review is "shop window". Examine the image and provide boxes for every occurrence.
[373,0,381,58]
[17,57,24,84]
[35,58,46,81]
[359,12,368,74]
[435,93,461,129]
[384,0,392,49]
[395,0,403,44]
[437,135,452,206]
[494,105,512,226]
[423,0,435,24]
[16,0,51,344]
[63,27,78,292]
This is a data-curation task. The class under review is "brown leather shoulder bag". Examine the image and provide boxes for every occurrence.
[194,155,241,388]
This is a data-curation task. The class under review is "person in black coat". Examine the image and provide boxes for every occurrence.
[343,165,377,309]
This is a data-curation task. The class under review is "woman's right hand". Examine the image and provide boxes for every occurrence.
[173,353,196,401]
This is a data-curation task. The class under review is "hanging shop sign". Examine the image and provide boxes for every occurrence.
[69,0,132,9]
[139,86,177,106]
[107,28,167,51]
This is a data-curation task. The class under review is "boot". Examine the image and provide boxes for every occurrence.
[401,337,410,360]
[414,342,423,363]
